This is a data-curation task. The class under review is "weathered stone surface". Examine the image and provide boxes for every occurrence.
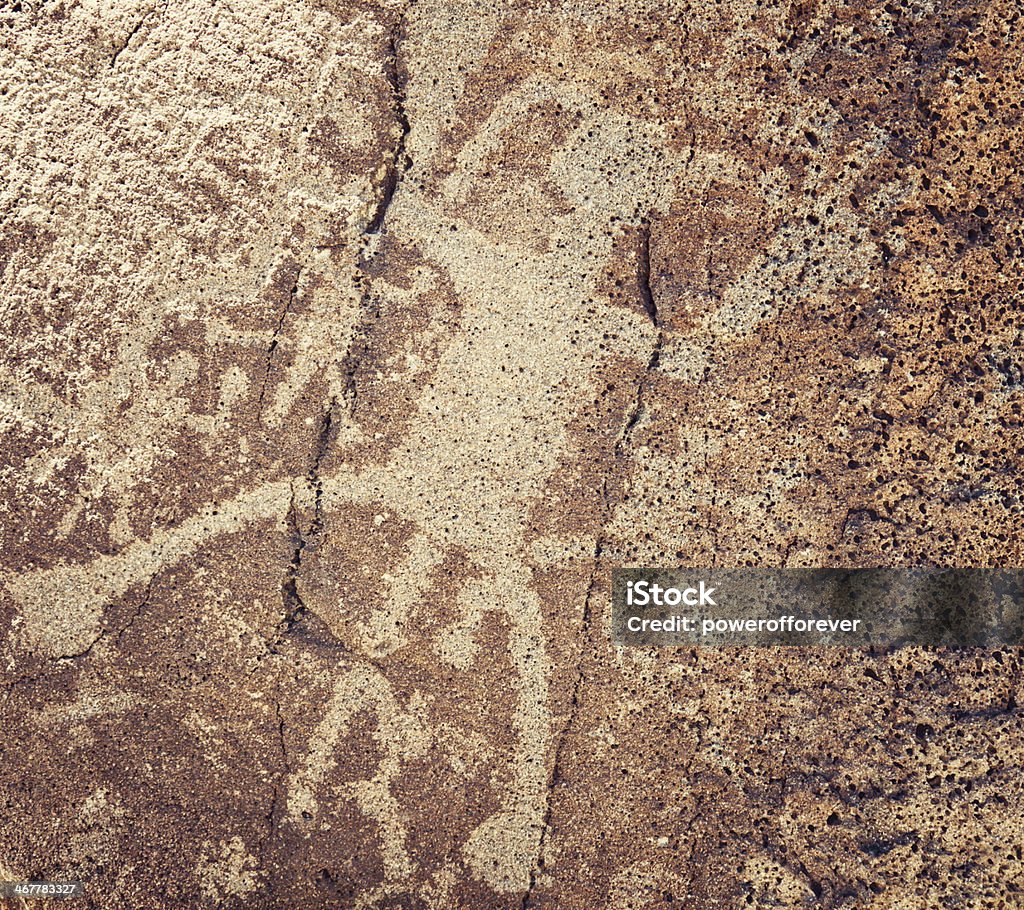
[1,0,1022,907]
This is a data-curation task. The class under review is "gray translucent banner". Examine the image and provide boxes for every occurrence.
[0,882,84,899]
[612,569,1024,647]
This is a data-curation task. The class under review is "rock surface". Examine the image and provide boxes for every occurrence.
[1,0,1023,907]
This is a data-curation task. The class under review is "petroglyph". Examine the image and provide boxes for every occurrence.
[3,0,1024,907]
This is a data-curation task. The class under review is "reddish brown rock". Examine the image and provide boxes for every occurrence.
[1,0,1022,907]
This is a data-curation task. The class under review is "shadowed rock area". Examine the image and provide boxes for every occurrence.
[1,0,1022,907]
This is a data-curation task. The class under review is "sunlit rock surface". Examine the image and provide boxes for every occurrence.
[1,0,1022,907]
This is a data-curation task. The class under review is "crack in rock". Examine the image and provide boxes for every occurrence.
[110,1,165,68]
[342,4,414,417]
[521,533,604,910]
[257,271,301,417]
[3,578,156,702]
[365,9,412,236]
[522,219,666,905]
[275,400,335,644]
[637,219,658,326]
[53,577,155,662]
[616,217,664,458]
[259,699,290,863]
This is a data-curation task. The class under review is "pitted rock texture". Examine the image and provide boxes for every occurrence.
[1,0,1023,908]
